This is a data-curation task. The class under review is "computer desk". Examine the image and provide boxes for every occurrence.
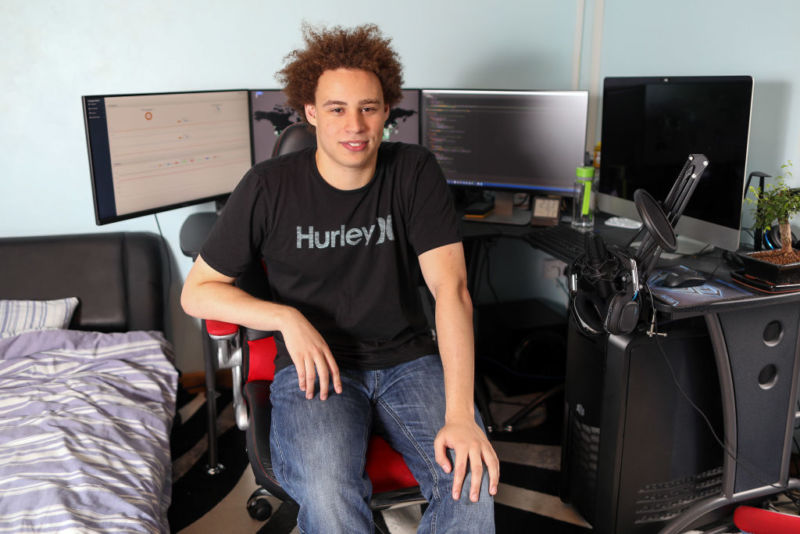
[633,252,800,533]
[464,215,800,533]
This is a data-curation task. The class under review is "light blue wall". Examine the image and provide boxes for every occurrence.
[3,0,799,368]
[599,0,800,204]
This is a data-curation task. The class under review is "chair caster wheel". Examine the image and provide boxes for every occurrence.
[247,490,273,521]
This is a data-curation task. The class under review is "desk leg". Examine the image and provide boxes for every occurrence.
[659,479,800,534]
[660,303,800,533]
[202,320,224,475]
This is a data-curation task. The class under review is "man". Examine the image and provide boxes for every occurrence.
[181,23,498,533]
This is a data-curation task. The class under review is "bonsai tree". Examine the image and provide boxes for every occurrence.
[749,160,800,256]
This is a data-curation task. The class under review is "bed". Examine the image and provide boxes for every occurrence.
[0,232,178,533]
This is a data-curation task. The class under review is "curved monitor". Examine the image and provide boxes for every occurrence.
[597,76,753,252]
[83,90,252,225]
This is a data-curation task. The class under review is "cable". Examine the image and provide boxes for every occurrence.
[476,354,564,382]
[556,277,570,298]
[153,214,173,291]
[643,282,664,338]
[701,256,727,283]
[654,334,798,499]
[477,238,500,303]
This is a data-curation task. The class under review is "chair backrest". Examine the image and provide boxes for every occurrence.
[246,337,278,382]
[271,122,316,158]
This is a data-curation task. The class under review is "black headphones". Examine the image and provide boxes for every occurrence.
[758,226,799,251]
[569,234,641,336]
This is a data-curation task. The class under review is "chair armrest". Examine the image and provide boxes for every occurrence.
[206,319,239,338]
[203,318,248,431]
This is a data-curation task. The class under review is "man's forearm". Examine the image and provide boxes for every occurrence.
[181,256,294,333]
[433,282,477,421]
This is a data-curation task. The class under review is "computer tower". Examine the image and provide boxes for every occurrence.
[560,316,725,533]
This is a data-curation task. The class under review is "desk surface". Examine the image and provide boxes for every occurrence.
[463,213,800,318]
[182,209,800,317]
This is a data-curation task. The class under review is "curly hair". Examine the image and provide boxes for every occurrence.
[277,23,404,122]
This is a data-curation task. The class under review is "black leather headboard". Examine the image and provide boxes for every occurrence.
[0,232,166,332]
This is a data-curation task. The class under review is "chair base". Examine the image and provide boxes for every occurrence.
[246,488,274,521]
[247,485,426,524]
[370,486,427,511]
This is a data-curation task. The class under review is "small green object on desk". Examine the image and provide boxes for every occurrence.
[575,166,594,216]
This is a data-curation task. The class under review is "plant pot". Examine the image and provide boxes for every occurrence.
[738,250,800,285]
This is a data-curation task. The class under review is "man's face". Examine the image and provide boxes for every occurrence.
[305,68,389,186]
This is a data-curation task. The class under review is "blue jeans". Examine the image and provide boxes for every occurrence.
[269,354,495,534]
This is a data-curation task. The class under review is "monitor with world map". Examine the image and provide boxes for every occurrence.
[249,89,302,164]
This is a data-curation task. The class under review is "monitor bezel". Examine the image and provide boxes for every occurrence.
[82,88,251,225]
[596,75,754,252]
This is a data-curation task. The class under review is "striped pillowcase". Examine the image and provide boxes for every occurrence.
[0,298,79,339]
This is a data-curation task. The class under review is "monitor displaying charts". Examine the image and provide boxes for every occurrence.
[83,90,252,225]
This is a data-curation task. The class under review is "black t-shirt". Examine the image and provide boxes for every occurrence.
[201,142,462,371]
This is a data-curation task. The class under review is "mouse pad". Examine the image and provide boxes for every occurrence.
[647,267,754,307]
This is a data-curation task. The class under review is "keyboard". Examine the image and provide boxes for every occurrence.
[527,224,592,263]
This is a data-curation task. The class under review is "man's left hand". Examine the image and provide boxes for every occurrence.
[434,417,499,502]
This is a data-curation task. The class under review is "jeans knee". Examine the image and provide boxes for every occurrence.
[438,466,493,504]
[419,466,495,534]
[273,446,374,533]
[294,477,373,533]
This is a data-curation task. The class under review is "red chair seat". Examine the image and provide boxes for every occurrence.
[366,435,418,493]
[734,505,800,533]
[247,337,277,382]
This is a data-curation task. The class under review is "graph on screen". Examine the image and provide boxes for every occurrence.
[101,91,251,216]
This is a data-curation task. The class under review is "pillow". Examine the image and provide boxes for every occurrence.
[0,298,80,338]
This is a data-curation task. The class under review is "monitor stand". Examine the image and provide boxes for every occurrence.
[479,192,531,226]
[632,234,712,260]
[662,234,713,259]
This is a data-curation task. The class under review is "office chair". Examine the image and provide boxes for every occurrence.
[269,121,316,157]
[204,121,426,523]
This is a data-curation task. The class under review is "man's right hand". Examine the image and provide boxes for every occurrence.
[181,255,342,401]
[280,308,342,400]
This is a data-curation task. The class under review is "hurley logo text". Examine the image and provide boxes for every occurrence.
[296,215,394,249]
